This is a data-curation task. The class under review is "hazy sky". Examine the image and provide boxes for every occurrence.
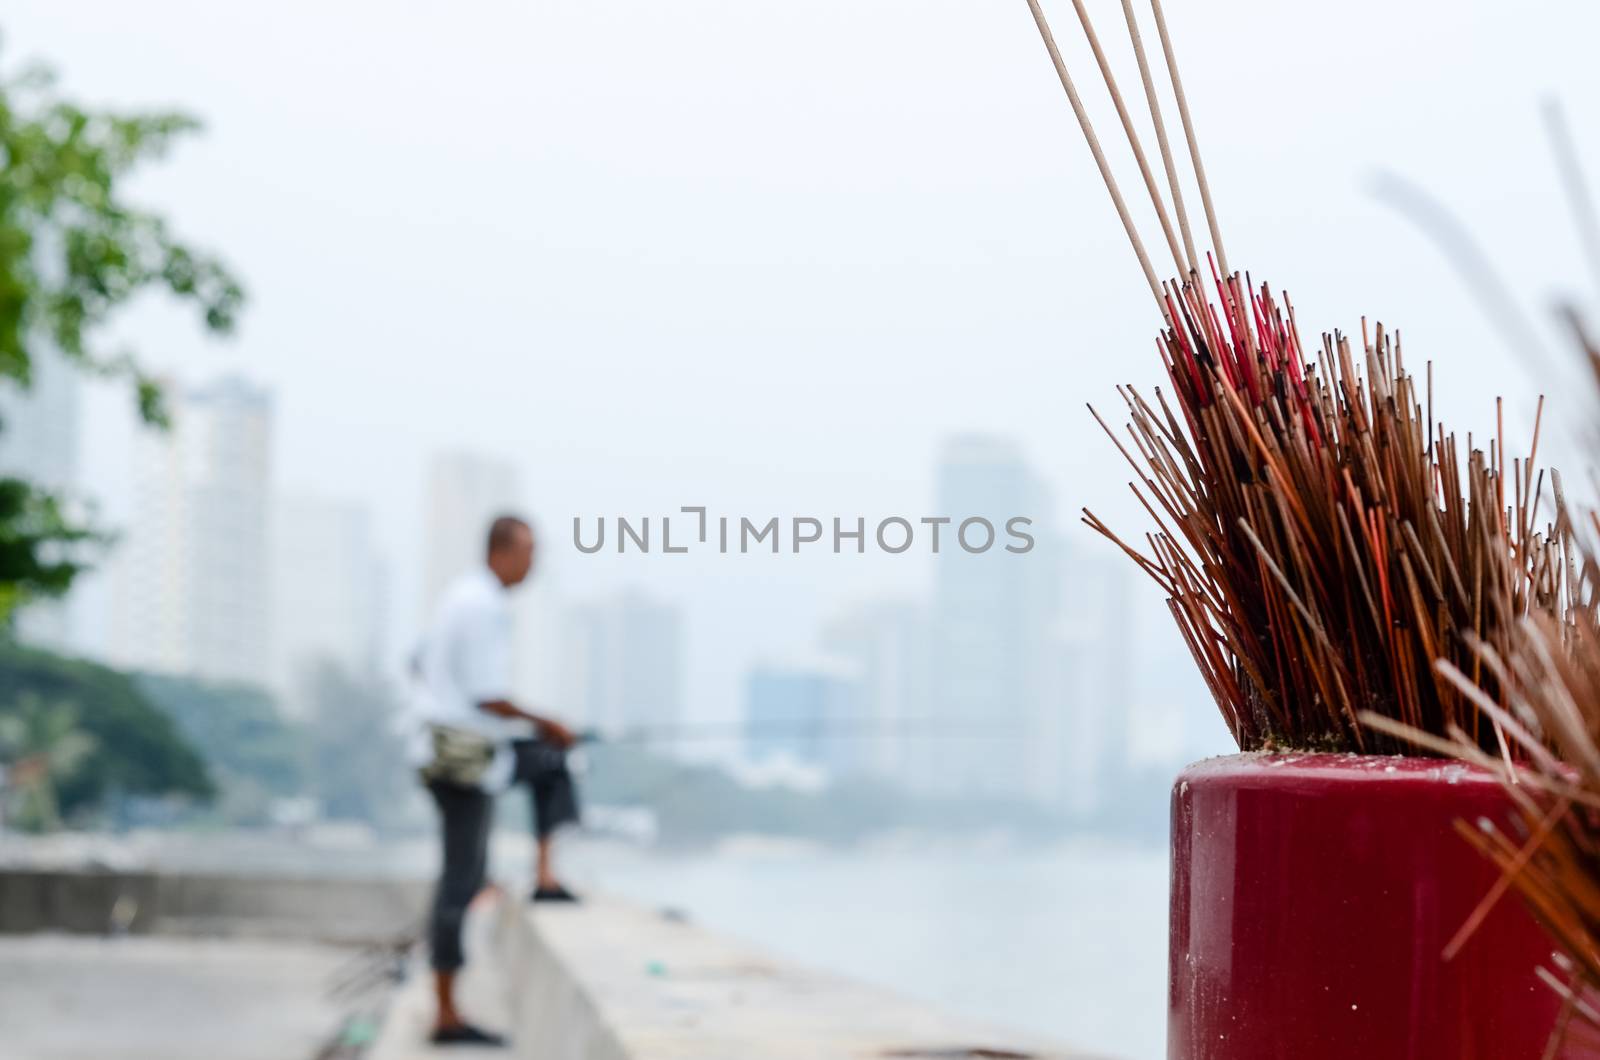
[9,0,1600,743]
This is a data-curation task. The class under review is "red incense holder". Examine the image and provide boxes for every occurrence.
[1169,753,1582,1059]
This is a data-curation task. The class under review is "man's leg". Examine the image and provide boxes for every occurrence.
[535,834,560,893]
[426,780,498,1041]
[511,738,580,899]
[533,764,579,892]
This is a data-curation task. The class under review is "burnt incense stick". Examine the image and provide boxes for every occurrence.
[1545,99,1600,309]
[1371,171,1559,376]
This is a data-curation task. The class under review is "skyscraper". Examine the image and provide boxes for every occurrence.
[928,436,1059,803]
[418,449,560,704]
[272,493,385,716]
[1044,551,1143,818]
[561,589,685,737]
[421,450,521,616]
[818,599,930,786]
[109,376,275,686]
[0,345,85,652]
[743,659,859,774]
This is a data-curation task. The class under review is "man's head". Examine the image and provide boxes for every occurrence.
[486,515,535,588]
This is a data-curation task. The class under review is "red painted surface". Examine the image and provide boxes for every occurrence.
[1170,753,1595,1060]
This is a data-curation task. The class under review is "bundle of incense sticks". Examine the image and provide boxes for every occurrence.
[1021,0,1565,751]
[1438,611,1600,1042]
[1360,315,1600,1040]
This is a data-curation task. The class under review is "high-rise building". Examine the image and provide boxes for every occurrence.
[418,450,561,704]
[743,660,859,775]
[272,493,385,716]
[561,589,685,737]
[1051,553,1140,817]
[421,451,521,616]
[0,345,85,652]
[817,600,929,785]
[928,436,1059,803]
[109,376,275,686]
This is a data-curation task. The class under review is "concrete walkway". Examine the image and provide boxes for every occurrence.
[0,934,351,1060]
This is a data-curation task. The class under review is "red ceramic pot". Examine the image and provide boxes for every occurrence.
[1169,753,1582,1059]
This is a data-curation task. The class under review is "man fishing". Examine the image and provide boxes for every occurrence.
[408,514,581,1046]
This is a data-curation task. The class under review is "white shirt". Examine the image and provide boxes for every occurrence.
[407,566,524,791]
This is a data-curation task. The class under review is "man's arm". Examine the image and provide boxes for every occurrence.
[455,604,576,747]
[477,700,577,748]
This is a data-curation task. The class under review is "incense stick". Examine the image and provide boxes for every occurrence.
[1065,0,1187,278]
[1022,0,1168,315]
[1545,99,1600,308]
[1145,0,1230,282]
[1082,280,1562,751]
[1016,0,1600,1040]
[1018,0,1563,750]
[1118,0,1198,278]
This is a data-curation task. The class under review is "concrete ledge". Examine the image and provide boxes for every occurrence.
[0,869,424,943]
[500,897,1093,1060]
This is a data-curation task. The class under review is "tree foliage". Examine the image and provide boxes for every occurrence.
[0,692,95,830]
[136,671,303,824]
[0,56,243,619]
[0,642,213,828]
[137,662,420,831]
[0,476,88,618]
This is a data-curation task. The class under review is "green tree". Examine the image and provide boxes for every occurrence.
[0,692,95,830]
[0,477,86,619]
[0,643,212,827]
[136,671,303,825]
[0,56,244,621]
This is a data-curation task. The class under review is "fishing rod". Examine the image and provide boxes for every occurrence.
[577,718,1026,746]
[570,718,1029,814]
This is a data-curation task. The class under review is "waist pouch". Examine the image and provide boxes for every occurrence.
[419,724,497,787]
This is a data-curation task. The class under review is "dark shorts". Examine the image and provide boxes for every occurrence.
[511,736,580,839]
